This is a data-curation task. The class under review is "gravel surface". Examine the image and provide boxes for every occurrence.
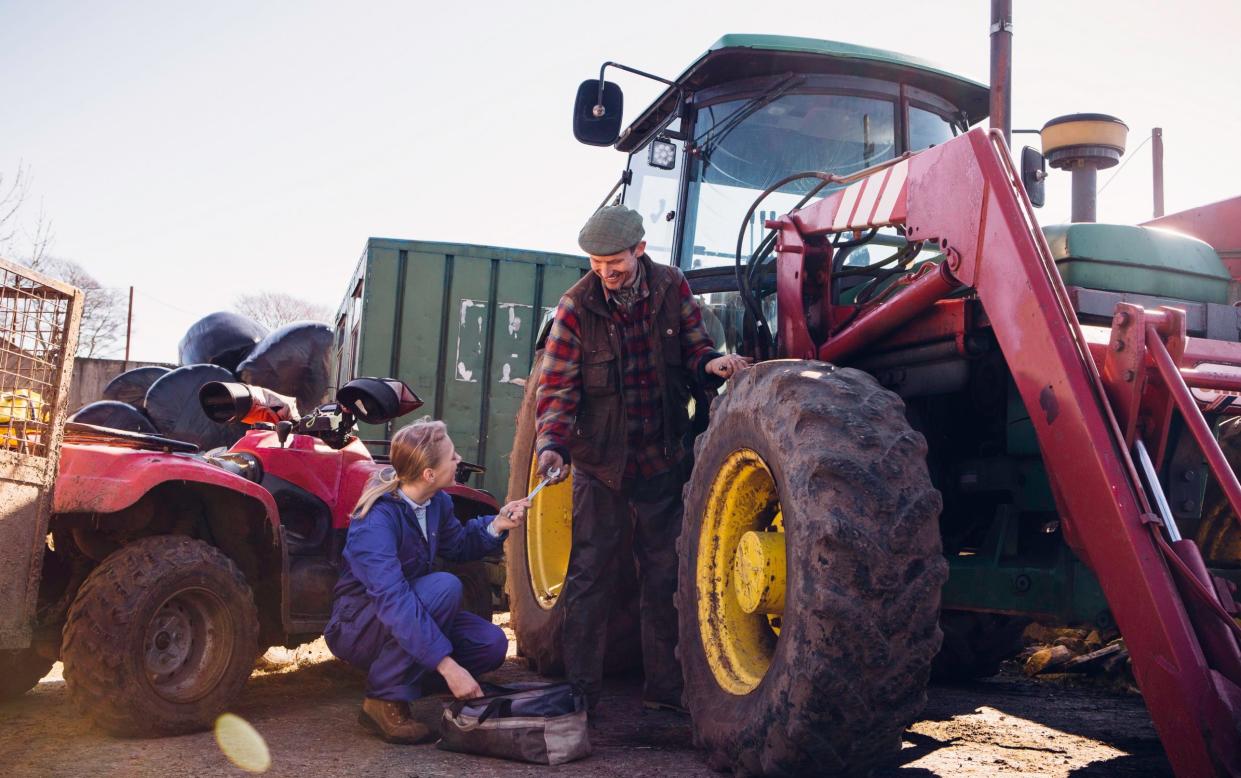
[0,616,1171,777]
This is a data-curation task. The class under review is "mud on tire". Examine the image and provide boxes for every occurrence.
[505,350,642,675]
[62,535,260,736]
[677,361,947,776]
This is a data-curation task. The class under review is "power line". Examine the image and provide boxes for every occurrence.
[1054,133,1154,223]
[1097,133,1153,197]
[132,289,208,318]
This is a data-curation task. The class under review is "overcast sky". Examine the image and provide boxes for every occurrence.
[2,0,1237,362]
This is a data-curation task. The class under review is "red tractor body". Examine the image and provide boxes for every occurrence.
[763,127,1241,775]
[504,34,1241,776]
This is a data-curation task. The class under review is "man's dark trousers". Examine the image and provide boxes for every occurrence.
[561,467,684,709]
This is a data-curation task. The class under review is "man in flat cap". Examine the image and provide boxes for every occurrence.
[534,205,749,717]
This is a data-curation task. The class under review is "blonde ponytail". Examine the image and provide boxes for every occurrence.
[352,466,401,518]
[352,417,451,518]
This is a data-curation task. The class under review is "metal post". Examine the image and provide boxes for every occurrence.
[1071,167,1097,223]
[1146,326,1241,528]
[989,0,1013,148]
[1152,127,1165,218]
[124,286,133,363]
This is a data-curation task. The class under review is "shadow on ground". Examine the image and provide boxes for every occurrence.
[0,647,1171,776]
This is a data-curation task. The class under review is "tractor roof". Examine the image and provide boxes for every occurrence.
[616,34,990,152]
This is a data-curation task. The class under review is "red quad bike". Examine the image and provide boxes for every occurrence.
[26,377,498,736]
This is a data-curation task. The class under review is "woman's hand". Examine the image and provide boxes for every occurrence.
[492,498,530,532]
[436,656,484,700]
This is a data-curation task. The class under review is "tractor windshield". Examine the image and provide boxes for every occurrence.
[680,92,955,270]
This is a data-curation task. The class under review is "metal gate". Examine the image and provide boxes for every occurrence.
[0,257,81,649]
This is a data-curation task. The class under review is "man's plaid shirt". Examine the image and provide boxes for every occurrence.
[535,262,718,480]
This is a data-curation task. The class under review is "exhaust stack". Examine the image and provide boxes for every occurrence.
[989,0,1013,147]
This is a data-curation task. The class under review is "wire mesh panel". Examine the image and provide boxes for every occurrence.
[0,256,81,648]
[0,262,79,457]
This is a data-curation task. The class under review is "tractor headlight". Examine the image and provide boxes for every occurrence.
[648,138,677,171]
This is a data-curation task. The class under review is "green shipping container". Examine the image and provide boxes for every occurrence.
[333,238,588,495]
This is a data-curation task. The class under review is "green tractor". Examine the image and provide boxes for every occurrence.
[507,34,1241,776]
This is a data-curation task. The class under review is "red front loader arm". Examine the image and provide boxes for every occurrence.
[772,127,1241,776]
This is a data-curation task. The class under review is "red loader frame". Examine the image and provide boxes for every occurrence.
[771,127,1241,776]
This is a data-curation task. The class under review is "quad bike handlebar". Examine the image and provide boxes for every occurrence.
[200,377,424,451]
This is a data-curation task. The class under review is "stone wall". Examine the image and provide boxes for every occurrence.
[68,357,176,414]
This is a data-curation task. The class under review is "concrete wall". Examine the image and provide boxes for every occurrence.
[68,358,177,413]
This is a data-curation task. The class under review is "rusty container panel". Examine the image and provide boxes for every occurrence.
[0,257,82,649]
[333,239,586,494]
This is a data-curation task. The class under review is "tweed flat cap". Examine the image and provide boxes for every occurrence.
[578,205,645,256]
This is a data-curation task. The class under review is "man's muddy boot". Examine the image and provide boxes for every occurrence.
[358,698,434,744]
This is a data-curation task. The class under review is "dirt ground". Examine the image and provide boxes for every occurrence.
[0,614,1171,777]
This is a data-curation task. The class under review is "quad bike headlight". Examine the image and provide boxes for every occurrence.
[200,382,300,425]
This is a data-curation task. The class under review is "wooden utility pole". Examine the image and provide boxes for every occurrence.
[1152,127,1165,218]
[124,286,133,363]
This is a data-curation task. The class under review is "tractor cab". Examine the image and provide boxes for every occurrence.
[574,35,989,352]
[576,36,988,272]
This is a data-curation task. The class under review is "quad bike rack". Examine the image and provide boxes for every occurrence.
[770,127,1241,776]
[0,257,81,650]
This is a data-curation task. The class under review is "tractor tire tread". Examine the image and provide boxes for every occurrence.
[677,361,946,776]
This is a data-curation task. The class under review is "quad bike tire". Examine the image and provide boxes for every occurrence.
[0,648,55,701]
[61,535,260,736]
[1196,416,1241,566]
[433,559,493,621]
[932,610,1028,681]
[433,497,502,621]
[504,349,642,676]
[677,361,947,776]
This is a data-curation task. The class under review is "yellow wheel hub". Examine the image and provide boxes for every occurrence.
[524,452,572,610]
[732,530,786,615]
[696,448,786,694]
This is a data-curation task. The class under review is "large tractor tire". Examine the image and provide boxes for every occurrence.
[0,648,55,701]
[677,361,947,776]
[1196,417,1241,566]
[504,350,642,676]
[62,535,260,736]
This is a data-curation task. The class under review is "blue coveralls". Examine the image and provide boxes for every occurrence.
[324,490,508,701]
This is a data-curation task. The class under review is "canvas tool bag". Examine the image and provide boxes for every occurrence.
[438,682,590,765]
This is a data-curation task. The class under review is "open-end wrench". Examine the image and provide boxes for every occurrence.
[526,467,562,501]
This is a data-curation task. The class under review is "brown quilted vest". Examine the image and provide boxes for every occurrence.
[561,254,693,490]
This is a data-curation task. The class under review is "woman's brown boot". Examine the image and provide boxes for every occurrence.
[358,698,434,744]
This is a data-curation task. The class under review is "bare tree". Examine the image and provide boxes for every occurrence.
[1,167,121,359]
[0,163,53,269]
[234,291,332,330]
[38,257,125,358]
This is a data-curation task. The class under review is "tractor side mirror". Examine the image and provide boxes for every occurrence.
[573,79,624,146]
[1021,146,1047,208]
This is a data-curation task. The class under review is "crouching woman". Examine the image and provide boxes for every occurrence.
[325,418,529,744]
